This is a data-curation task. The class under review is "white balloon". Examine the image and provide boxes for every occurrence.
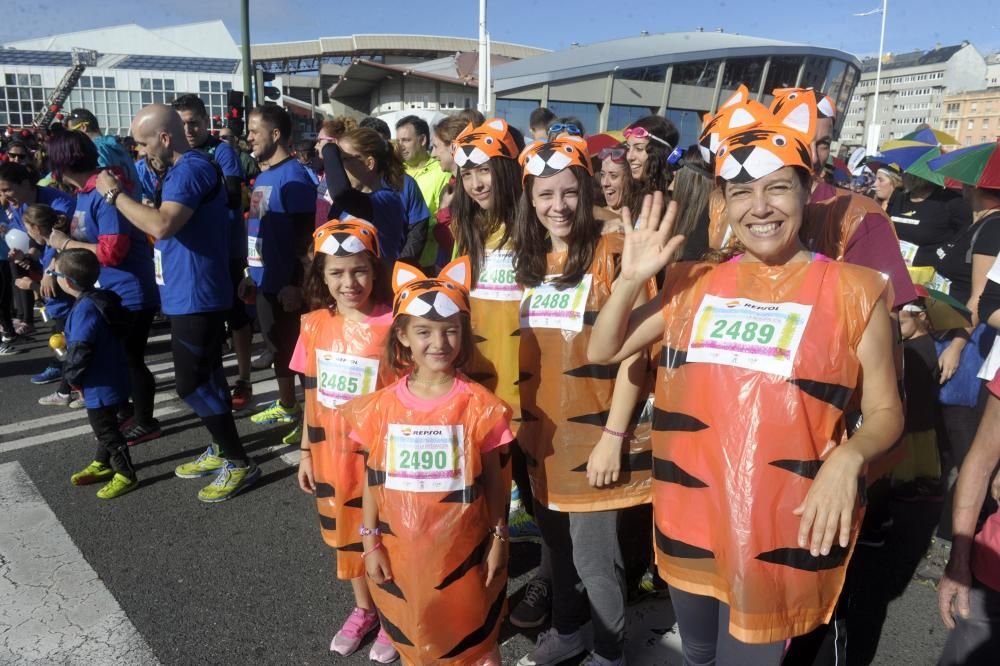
[4,228,30,253]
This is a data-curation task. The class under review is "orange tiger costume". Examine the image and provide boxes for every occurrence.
[298,219,394,579]
[339,257,514,665]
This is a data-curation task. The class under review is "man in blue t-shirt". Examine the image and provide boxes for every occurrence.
[244,105,316,442]
[172,93,255,410]
[96,103,259,503]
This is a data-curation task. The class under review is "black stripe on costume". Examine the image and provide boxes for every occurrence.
[338,541,364,552]
[769,459,823,479]
[571,450,653,473]
[440,477,483,504]
[755,545,849,571]
[344,496,364,509]
[377,611,415,647]
[567,410,610,426]
[377,579,406,600]
[563,363,620,379]
[440,586,506,659]
[318,514,336,530]
[473,334,487,343]
[583,310,600,326]
[377,520,394,536]
[515,371,533,385]
[302,375,318,390]
[314,482,335,498]
[510,329,521,337]
[465,371,495,384]
[307,425,326,443]
[515,410,539,423]
[655,526,714,559]
[659,346,688,369]
[652,408,709,432]
[435,534,490,590]
[367,466,386,486]
[653,458,709,488]
[788,378,853,410]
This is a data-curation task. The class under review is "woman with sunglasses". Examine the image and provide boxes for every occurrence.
[624,116,681,203]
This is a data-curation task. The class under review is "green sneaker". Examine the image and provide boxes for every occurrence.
[250,400,301,425]
[71,461,114,486]
[197,461,261,503]
[282,423,303,445]
[174,444,225,479]
[96,473,138,499]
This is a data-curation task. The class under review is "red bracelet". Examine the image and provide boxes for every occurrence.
[362,541,383,559]
[602,426,628,439]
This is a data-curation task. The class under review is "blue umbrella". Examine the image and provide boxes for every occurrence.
[874,140,938,171]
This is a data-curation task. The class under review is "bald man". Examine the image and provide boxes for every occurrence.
[96,104,260,503]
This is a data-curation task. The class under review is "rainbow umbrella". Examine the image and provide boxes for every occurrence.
[927,140,1000,189]
[876,139,937,170]
[913,284,972,330]
[902,127,960,146]
[904,147,945,186]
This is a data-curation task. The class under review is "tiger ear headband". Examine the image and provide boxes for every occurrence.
[771,87,835,124]
[698,85,771,165]
[313,216,381,257]
[391,256,472,320]
[518,135,592,183]
[714,105,813,183]
[453,118,520,168]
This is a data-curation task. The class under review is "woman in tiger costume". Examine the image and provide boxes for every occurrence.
[513,135,654,666]
[589,102,903,663]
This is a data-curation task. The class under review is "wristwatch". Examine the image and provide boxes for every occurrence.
[104,187,122,206]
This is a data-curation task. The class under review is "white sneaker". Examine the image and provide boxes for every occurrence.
[517,628,585,666]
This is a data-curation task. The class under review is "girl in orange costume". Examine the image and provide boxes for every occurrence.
[513,136,653,666]
[343,257,512,666]
[589,103,903,663]
[292,218,398,663]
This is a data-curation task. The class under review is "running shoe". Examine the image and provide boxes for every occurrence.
[174,444,225,478]
[250,400,301,425]
[330,607,379,656]
[124,420,163,446]
[251,350,273,370]
[369,626,399,663]
[71,461,115,486]
[38,390,72,407]
[30,366,63,385]
[231,379,253,411]
[68,391,85,409]
[509,577,551,629]
[0,329,14,343]
[0,339,20,355]
[13,321,34,336]
[197,461,261,503]
[96,473,138,500]
[517,628,585,666]
[508,506,542,542]
[282,423,302,446]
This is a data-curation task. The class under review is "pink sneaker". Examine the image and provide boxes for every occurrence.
[368,627,399,663]
[329,607,378,656]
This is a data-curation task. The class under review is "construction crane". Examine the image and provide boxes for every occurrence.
[31,48,99,128]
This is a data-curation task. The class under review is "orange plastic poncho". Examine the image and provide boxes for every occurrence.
[653,256,888,643]
[467,230,522,431]
[517,233,653,513]
[298,305,394,580]
[338,376,513,666]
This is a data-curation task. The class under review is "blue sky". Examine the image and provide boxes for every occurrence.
[5,0,999,58]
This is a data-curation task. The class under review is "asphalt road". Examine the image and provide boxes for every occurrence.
[0,318,952,665]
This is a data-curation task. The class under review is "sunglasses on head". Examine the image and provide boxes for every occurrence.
[622,127,684,165]
[7,151,28,160]
[46,269,70,281]
[547,123,582,137]
[598,147,626,162]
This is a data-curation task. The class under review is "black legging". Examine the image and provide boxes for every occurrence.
[170,311,247,464]
[0,259,15,334]
[8,259,34,325]
[89,404,136,480]
[123,309,157,426]
[668,585,786,666]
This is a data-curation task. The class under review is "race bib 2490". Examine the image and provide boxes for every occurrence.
[385,424,465,493]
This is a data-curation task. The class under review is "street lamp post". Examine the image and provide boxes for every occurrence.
[864,0,889,154]
[478,0,488,113]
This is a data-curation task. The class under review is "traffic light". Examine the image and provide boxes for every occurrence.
[254,70,282,106]
[226,89,246,136]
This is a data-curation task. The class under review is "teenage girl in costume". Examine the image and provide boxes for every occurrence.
[292,218,397,663]
[340,256,512,666]
[513,136,654,666]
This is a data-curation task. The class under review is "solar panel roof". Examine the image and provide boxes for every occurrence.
[114,55,238,73]
[0,50,74,67]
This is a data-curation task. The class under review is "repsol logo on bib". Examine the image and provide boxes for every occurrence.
[726,300,779,312]
[401,427,444,437]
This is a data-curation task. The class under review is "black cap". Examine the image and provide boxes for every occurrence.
[67,108,100,131]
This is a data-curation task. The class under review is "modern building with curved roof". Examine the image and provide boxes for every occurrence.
[492,31,861,146]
